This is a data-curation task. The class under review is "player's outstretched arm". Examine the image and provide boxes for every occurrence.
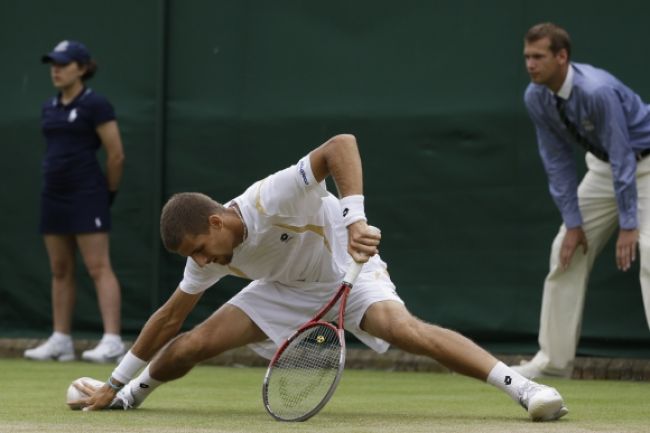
[83,287,203,410]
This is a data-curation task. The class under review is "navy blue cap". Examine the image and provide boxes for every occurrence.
[41,40,91,65]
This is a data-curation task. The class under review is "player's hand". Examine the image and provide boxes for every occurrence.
[76,382,118,411]
[616,228,638,272]
[560,227,588,270]
[347,222,380,263]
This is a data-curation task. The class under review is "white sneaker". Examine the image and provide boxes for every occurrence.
[81,337,125,363]
[518,381,568,421]
[108,385,137,410]
[24,336,75,362]
[511,360,572,379]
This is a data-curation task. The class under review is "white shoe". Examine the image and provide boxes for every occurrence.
[24,335,75,362]
[108,385,137,410]
[518,381,568,421]
[511,360,572,379]
[82,337,125,363]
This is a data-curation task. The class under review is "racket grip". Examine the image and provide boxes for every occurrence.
[343,261,363,285]
[344,225,380,285]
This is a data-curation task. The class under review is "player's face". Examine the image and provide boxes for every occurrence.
[524,37,567,91]
[50,62,84,89]
[176,216,236,267]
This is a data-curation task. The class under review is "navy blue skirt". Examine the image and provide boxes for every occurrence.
[40,188,111,234]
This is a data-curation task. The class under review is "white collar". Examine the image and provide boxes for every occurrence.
[555,64,574,100]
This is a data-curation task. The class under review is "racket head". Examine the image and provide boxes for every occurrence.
[262,322,346,422]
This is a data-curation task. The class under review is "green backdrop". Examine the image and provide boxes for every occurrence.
[1,0,649,357]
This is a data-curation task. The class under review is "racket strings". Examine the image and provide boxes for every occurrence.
[266,324,342,420]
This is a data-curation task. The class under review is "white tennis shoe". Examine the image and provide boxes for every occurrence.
[518,381,568,421]
[82,337,125,363]
[108,385,137,410]
[24,335,75,362]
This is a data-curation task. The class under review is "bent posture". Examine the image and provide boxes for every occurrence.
[75,134,567,421]
[515,23,650,379]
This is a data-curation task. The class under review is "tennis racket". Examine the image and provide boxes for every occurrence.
[262,228,378,422]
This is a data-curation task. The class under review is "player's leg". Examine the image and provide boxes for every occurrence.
[76,232,124,362]
[152,303,267,380]
[515,154,618,378]
[361,301,567,421]
[362,301,497,379]
[112,304,267,409]
[25,234,77,361]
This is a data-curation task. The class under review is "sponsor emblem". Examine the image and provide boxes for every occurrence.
[298,160,309,185]
[581,119,595,132]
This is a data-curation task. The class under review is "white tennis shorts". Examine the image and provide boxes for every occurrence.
[228,256,403,359]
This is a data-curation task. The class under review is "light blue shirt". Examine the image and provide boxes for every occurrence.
[524,62,650,230]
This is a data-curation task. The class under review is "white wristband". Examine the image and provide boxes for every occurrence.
[111,350,147,384]
[340,195,367,227]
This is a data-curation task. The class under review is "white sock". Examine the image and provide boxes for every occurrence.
[101,333,122,343]
[51,332,72,342]
[486,361,529,402]
[128,365,163,406]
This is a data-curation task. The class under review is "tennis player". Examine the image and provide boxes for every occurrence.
[76,134,567,421]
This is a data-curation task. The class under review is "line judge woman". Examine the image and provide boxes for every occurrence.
[24,40,126,363]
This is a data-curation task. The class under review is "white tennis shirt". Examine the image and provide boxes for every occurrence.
[179,155,351,294]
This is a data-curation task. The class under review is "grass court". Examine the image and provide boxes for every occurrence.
[1,358,649,433]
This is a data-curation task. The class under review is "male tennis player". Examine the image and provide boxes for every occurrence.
[75,134,568,421]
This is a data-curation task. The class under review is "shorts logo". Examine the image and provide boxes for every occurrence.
[504,376,512,386]
[139,383,150,389]
[95,217,102,228]
[280,233,292,243]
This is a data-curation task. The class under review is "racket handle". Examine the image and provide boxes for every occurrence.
[344,225,381,285]
[343,261,363,285]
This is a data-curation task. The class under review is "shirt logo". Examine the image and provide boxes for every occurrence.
[68,108,78,123]
[343,208,349,217]
[504,376,512,386]
[95,217,102,228]
[298,160,309,186]
[280,233,292,243]
[54,40,70,52]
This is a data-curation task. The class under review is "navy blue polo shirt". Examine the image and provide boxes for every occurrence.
[40,87,115,191]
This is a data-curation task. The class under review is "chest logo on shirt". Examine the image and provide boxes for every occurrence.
[68,108,78,123]
[581,119,595,132]
[280,233,293,243]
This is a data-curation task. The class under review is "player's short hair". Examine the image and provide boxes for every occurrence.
[160,192,225,251]
[525,22,571,58]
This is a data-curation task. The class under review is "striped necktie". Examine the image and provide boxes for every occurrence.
[554,95,609,162]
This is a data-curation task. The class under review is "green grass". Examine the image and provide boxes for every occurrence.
[0,358,648,433]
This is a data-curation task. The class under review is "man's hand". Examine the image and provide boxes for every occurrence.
[560,227,589,270]
[616,229,639,271]
[347,222,380,263]
[74,381,118,411]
